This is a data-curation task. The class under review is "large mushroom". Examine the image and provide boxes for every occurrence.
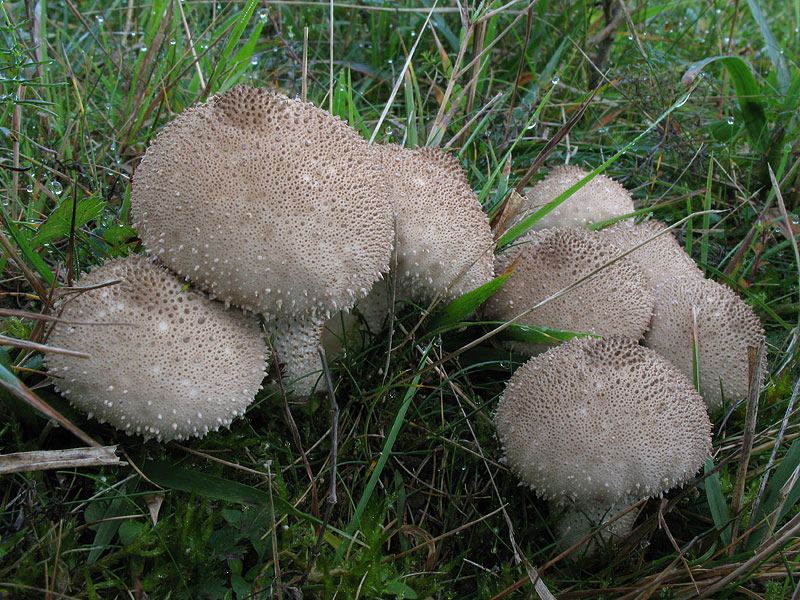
[44,256,268,441]
[644,275,765,412]
[131,85,394,321]
[484,227,653,354]
[496,336,712,553]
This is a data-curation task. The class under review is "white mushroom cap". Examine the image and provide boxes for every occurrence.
[44,256,268,441]
[132,85,394,320]
[376,144,494,302]
[484,227,653,354]
[515,164,634,231]
[496,336,711,504]
[644,275,766,412]
[601,220,703,289]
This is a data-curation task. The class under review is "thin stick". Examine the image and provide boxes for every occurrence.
[370,0,439,144]
[177,0,206,89]
[299,349,339,586]
[0,446,120,474]
[329,0,334,113]
[745,376,800,548]
[302,26,309,102]
[0,335,90,358]
[729,341,765,551]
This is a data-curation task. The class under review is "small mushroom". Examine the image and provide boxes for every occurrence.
[496,336,711,553]
[601,220,703,289]
[484,227,653,354]
[644,275,765,412]
[44,256,268,441]
[512,164,634,231]
[377,144,494,303]
[132,85,394,321]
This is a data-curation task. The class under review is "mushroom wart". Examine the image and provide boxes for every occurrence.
[44,256,268,441]
[131,85,394,320]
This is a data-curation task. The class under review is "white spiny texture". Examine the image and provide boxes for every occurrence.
[132,85,394,320]
[44,256,268,441]
[601,220,703,289]
[644,275,765,412]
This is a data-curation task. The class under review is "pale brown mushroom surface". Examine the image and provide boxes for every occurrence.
[377,144,494,303]
[132,85,394,320]
[44,256,268,441]
[484,227,653,354]
[644,275,765,412]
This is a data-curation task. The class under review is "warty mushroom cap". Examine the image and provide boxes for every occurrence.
[132,85,394,320]
[44,256,268,441]
[513,164,634,231]
[495,336,712,504]
[601,220,703,289]
[644,275,765,412]
[484,227,653,354]
[376,144,494,302]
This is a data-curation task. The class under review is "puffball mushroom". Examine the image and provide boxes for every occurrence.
[602,220,703,289]
[484,227,653,354]
[44,256,268,441]
[513,164,634,231]
[132,84,394,321]
[377,144,494,303]
[644,275,765,412]
[496,336,712,553]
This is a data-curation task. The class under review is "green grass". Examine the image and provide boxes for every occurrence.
[1,0,799,598]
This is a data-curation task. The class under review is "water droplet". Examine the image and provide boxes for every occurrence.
[551,75,560,85]
[500,360,511,369]
[140,45,148,53]
[51,181,63,195]
[526,121,537,130]
[169,38,176,46]
[250,58,258,66]
[95,15,104,23]
[385,127,392,136]
[25,184,33,193]
[258,8,269,21]
[727,115,734,125]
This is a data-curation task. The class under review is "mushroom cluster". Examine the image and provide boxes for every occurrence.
[46,84,498,431]
[490,163,765,554]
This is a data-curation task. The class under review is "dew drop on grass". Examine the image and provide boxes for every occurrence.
[551,75,560,85]
[258,8,269,21]
[727,116,734,125]
[250,58,258,66]
[169,38,176,46]
[95,15,104,23]
[51,181,63,195]
[25,184,33,193]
